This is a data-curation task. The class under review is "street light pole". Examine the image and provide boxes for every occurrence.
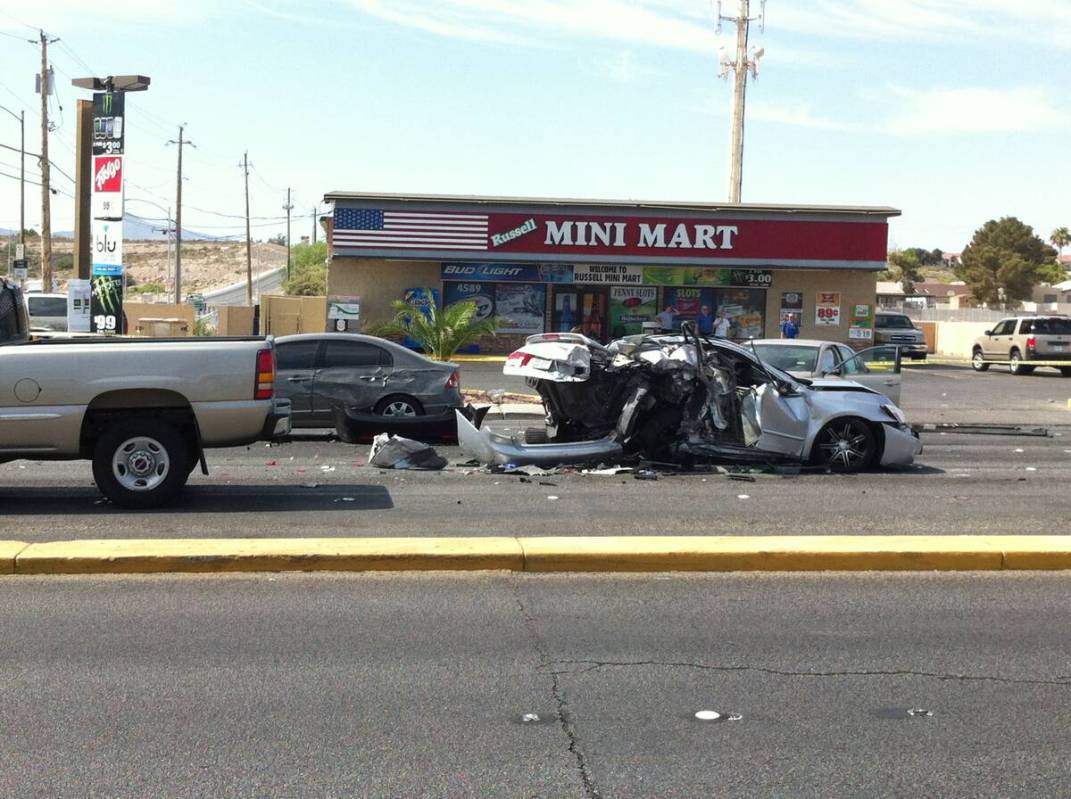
[0,104,25,246]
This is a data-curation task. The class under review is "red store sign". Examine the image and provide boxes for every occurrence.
[93,155,123,194]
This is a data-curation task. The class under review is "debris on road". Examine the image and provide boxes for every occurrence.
[368,434,448,471]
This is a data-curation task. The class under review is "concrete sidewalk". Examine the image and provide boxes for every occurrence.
[4,536,1071,575]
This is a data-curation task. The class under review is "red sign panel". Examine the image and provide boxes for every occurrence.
[484,214,887,262]
[93,155,123,194]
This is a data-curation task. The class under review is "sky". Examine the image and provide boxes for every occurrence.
[0,0,1068,253]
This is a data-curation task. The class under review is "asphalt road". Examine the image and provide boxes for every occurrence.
[204,266,286,306]
[3,572,1070,798]
[1,363,1069,540]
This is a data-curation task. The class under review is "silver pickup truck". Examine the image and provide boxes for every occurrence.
[0,278,291,508]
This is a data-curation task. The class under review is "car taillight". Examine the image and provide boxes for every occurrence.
[1026,336,1037,350]
[255,348,275,399]
[446,370,460,390]
[507,351,533,366]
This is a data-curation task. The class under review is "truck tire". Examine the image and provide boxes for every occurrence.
[92,418,191,509]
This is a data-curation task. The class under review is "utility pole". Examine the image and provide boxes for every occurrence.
[242,151,253,305]
[167,125,194,304]
[311,207,317,244]
[283,187,293,280]
[18,110,24,247]
[718,1,765,204]
[38,30,58,292]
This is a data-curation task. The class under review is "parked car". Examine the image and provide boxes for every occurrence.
[874,312,928,360]
[26,292,68,332]
[0,278,291,508]
[460,328,922,472]
[275,333,463,428]
[750,339,902,404]
[971,316,1071,376]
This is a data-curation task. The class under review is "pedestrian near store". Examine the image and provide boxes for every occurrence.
[656,304,677,332]
[713,310,731,338]
[695,304,715,335]
[781,313,800,339]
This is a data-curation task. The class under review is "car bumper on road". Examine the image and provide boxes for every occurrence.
[879,423,923,467]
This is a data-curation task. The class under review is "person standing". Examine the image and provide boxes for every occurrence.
[695,304,715,335]
[713,309,731,338]
[656,304,677,333]
[781,313,800,339]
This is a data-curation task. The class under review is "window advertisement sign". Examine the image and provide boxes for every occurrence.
[67,279,91,333]
[401,287,440,348]
[573,264,644,285]
[664,286,715,332]
[717,288,766,339]
[552,289,580,333]
[815,291,842,327]
[444,282,496,322]
[441,263,573,283]
[327,295,361,332]
[609,286,657,337]
[494,283,546,334]
[780,290,804,326]
[640,266,772,288]
[848,303,874,340]
[91,218,123,267]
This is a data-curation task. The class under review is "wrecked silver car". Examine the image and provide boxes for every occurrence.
[458,327,922,471]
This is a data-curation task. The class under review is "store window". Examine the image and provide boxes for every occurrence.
[551,286,609,341]
[664,286,766,339]
[443,282,547,334]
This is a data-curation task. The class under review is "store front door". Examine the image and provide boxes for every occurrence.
[552,287,609,342]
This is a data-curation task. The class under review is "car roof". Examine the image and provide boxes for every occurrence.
[751,338,839,348]
[275,332,454,367]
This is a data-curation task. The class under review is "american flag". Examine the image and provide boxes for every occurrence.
[333,208,489,250]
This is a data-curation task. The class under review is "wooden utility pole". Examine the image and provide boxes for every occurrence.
[718,1,765,204]
[283,188,293,280]
[167,125,193,303]
[243,151,253,305]
[38,30,55,292]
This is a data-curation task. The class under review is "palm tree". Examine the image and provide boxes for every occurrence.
[369,300,501,361]
[1051,226,1071,257]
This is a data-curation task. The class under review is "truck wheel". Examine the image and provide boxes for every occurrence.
[92,419,191,509]
[971,349,989,372]
[1009,350,1033,376]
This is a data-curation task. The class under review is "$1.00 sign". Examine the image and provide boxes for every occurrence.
[815,291,841,327]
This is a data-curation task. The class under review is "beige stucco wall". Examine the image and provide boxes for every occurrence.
[762,268,878,344]
[328,257,440,327]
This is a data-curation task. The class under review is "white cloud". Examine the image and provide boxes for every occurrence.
[0,0,217,28]
[883,85,1071,133]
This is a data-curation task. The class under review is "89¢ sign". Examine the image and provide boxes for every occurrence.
[815,291,841,327]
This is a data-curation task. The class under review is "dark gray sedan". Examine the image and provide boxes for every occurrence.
[275,333,463,428]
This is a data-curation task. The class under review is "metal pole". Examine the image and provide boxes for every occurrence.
[19,110,24,245]
[284,187,292,280]
[311,208,317,244]
[166,205,172,292]
[727,0,749,204]
[39,31,53,292]
[243,151,252,306]
[174,125,183,304]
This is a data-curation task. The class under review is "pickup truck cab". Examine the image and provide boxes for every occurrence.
[0,278,291,507]
[874,312,928,360]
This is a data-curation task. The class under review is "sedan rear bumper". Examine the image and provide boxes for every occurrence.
[456,410,622,467]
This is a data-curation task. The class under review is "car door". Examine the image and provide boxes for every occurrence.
[741,360,809,457]
[834,344,902,404]
[311,339,392,422]
[816,345,838,379]
[275,339,322,425]
[984,319,1013,359]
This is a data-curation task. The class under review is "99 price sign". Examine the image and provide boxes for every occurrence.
[90,274,124,335]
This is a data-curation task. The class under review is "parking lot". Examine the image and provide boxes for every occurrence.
[1,362,1068,542]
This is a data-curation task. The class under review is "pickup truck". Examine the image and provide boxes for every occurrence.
[0,277,291,508]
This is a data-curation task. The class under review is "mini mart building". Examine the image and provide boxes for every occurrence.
[324,192,899,352]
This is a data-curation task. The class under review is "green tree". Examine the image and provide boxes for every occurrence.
[882,250,924,293]
[1035,261,1068,285]
[956,217,1058,304]
[369,300,500,361]
[1051,226,1071,256]
[282,241,328,296]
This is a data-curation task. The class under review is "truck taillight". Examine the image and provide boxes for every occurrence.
[446,370,460,390]
[1026,336,1037,350]
[255,348,275,400]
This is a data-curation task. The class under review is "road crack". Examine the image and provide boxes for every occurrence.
[545,659,1071,687]
[513,586,602,799]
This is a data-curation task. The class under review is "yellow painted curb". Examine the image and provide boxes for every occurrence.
[519,536,1012,572]
[15,537,524,575]
[0,541,28,575]
[453,355,508,363]
[9,536,1071,576]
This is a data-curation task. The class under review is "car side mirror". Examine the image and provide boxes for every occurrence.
[984,330,992,336]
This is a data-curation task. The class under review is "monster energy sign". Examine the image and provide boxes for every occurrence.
[91,92,125,155]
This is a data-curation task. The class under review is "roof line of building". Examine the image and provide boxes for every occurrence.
[322,191,901,218]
